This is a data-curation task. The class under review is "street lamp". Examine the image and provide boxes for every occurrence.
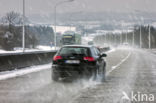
[22,0,25,52]
[140,26,142,48]
[133,10,143,49]
[132,29,135,47]
[126,30,128,43]
[54,0,74,50]
[120,33,122,45]
[149,25,151,49]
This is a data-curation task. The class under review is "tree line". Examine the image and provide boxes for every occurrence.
[0,11,54,50]
[94,25,156,48]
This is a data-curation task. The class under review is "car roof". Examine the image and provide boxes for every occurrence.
[62,45,94,48]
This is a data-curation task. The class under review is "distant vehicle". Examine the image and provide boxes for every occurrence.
[88,41,94,45]
[61,31,81,45]
[51,45,107,81]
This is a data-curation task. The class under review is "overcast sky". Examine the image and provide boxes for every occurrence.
[0,0,156,16]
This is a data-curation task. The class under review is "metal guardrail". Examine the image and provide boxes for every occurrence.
[0,50,57,56]
[0,47,110,72]
[0,51,57,72]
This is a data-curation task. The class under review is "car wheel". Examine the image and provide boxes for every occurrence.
[52,69,60,81]
[101,63,106,82]
[92,67,99,80]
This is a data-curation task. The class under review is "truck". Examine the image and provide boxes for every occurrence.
[61,31,81,45]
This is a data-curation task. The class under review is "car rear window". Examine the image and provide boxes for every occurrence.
[59,47,89,56]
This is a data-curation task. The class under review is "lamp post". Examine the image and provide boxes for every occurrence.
[132,29,135,47]
[120,33,122,45]
[126,30,128,43]
[22,0,25,52]
[149,25,151,49]
[140,26,142,48]
[134,10,143,49]
[54,0,74,50]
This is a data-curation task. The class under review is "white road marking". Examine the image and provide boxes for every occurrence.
[106,52,131,76]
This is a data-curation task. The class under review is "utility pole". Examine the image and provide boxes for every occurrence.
[105,34,106,44]
[126,31,128,43]
[149,26,151,49]
[54,6,57,50]
[132,30,135,47]
[54,0,74,50]
[114,34,117,45]
[140,26,142,48]
[120,33,122,45]
[22,0,25,52]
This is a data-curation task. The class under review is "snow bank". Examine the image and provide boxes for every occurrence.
[0,64,51,80]
[0,45,59,54]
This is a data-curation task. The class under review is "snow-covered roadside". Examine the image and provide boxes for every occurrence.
[0,63,51,81]
[0,45,60,54]
[151,49,156,53]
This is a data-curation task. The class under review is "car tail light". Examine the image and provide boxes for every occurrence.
[83,57,95,61]
[53,56,62,61]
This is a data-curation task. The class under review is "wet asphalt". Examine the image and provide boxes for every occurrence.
[0,48,156,103]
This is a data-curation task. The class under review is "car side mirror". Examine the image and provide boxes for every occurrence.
[100,53,107,58]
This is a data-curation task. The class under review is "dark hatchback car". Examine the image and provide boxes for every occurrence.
[52,45,107,81]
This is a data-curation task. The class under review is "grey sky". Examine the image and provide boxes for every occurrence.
[0,0,156,16]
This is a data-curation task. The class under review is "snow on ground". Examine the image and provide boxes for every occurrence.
[50,25,76,34]
[152,49,156,53]
[36,45,58,50]
[81,36,95,45]
[0,45,60,54]
[0,64,51,80]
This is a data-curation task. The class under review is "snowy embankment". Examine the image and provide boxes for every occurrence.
[0,45,59,54]
[0,45,58,80]
[0,64,51,80]
[152,49,156,53]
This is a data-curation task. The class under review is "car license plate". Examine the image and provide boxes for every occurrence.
[65,60,80,64]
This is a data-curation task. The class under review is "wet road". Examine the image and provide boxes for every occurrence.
[0,48,156,103]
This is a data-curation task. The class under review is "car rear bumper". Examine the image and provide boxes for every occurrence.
[52,65,96,78]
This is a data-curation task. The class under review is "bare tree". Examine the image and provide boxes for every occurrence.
[1,11,22,26]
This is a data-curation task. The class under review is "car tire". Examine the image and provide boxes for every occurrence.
[92,67,98,80]
[52,69,59,81]
[101,63,106,82]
